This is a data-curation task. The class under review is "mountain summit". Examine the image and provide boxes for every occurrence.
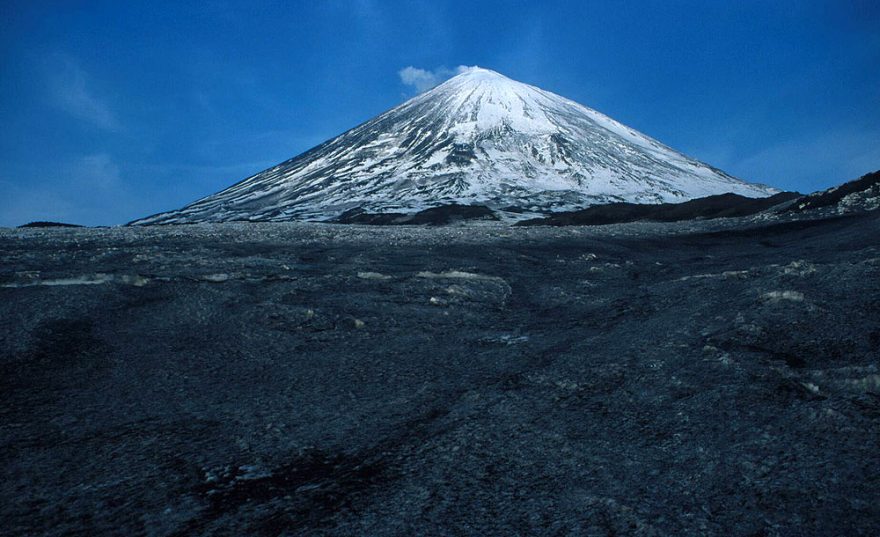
[133,67,776,224]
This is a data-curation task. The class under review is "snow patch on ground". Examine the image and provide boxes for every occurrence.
[479,334,529,345]
[198,273,232,283]
[762,290,805,303]
[678,270,749,281]
[1,273,150,287]
[416,270,504,282]
[357,271,393,280]
[783,260,817,277]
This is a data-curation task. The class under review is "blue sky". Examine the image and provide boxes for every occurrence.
[1,0,878,226]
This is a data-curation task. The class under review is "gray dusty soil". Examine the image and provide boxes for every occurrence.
[1,212,879,536]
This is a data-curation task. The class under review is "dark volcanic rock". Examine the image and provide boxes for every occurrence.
[784,170,880,213]
[516,192,800,226]
[332,204,498,225]
[332,208,411,225]
[2,211,879,536]
[17,221,83,228]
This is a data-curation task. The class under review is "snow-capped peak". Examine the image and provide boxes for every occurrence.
[132,67,777,224]
[414,67,559,135]
[447,65,503,78]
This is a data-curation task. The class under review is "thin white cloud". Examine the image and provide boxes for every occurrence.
[398,65,470,93]
[46,54,120,131]
[68,153,121,190]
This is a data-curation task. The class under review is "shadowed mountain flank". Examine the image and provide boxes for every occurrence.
[516,191,800,226]
[331,204,499,225]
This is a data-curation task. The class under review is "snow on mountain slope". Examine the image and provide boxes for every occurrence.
[132,67,777,224]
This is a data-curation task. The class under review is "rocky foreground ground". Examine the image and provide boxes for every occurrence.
[1,212,879,536]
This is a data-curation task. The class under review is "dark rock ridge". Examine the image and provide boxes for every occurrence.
[330,204,499,226]
[785,170,880,213]
[18,221,83,228]
[516,191,801,226]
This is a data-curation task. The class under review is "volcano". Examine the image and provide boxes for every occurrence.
[133,67,776,224]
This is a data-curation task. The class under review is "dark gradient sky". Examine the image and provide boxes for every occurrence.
[1,0,878,226]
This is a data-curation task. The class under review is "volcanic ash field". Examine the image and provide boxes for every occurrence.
[2,212,880,536]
